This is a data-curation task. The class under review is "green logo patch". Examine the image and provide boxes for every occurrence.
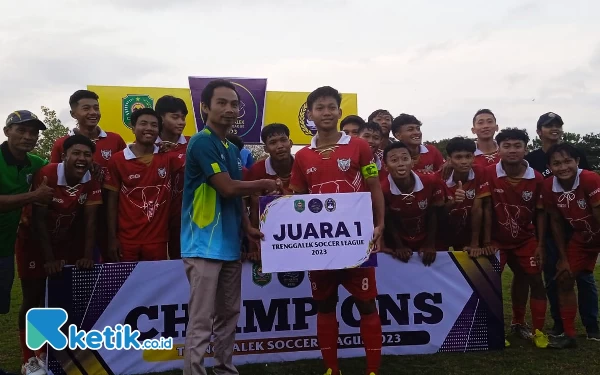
[122,94,154,129]
[252,263,271,287]
[294,199,305,213]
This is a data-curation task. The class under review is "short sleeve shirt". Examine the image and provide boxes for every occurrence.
[180,126,244,261]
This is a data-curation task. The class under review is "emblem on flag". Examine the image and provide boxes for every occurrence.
[122,94,154,129]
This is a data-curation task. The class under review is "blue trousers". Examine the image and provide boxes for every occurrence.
[544,235,599,333]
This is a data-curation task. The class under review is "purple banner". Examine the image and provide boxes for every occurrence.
[188,76,267,144]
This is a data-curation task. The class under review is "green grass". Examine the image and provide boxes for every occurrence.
[1,268,599,375]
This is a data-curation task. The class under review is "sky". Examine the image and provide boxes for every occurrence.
[1,0,599,144]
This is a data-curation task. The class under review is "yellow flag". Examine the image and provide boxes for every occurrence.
[87,86,196,144]
[264,91,358,145]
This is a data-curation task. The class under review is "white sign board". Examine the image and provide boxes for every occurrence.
[259,193,374,273]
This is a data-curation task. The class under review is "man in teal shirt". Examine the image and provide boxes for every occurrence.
[181,80,279,375]
[0,111,54,315]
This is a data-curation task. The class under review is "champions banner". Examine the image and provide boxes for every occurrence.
[188,77,267,143]
[45,253,504,375]
[85,85,358,145]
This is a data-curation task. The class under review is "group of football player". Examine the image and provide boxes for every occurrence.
[1,82,598,375]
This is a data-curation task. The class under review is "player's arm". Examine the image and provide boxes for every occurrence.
[103,159,122,262]
[470,197,483,249]
[547,205,567,261]
[358,140,385,246]
[481,196,493,253]
[384,209,411,262]
[534,192,546,267]
[420,205,440,266]
[78,186,102,268]
[0,172,54,212]
[32,204,63,275]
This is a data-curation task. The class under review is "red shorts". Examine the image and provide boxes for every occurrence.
[15,237,82,280]
[567,244,600,274]
[499,239,540,275]
[120,242,168,262]
[308,267,377,301]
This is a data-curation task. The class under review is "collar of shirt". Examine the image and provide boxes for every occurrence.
[68,127,108,138]
[0,141,31,167]
[389,171,424,195]
[419,144,429,154]
[309,132,351,149]
[496,160,536,179]
[123,144,159,160]
[57,161,91,186]
[156,135,187,145]
[552,169,583,192]
[446,168,475,187]
[474,141,498,156]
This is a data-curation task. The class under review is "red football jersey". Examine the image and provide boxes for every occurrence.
[413,144,445,174]
[543,169,600,248]
[245,156,294,194]
[20,163,102,242]
[439,167,488,248]
[473,143,500,168]
[481,162,544,248]
[103,145,184,245]
[156,135,189,219]
[290,133,377,194]
[51,128,127,184]
[382,172,445,247]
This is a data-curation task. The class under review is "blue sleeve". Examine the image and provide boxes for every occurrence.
[244,149,255,168]
[189,136,228,178]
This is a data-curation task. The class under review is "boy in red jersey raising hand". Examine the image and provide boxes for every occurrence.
[479,128,549,348]
[245,123,295,262]
[16,134,101,375]
[381,142,444,264]
[104,108,184,262]
[155,95,190,260]
[543,143,600,348]
[289,86,385,375]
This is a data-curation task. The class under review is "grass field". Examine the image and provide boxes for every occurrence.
[1,267,599,375]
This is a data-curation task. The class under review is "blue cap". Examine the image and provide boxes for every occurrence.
[5,110,46,130]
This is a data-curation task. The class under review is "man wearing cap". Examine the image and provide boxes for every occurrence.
[0,111,54,373]
[525,112,600,341]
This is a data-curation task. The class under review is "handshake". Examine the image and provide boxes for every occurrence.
[255,178,284,196]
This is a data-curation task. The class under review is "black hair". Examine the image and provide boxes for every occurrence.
[155,95,188,116]
[339,115,365,130]
[261,123,290,143]
[306,86,342,110]
[63,134,96,154]
[200,79,240,109]
[130,108,161,128]
[546,143,581,165]
[367,109,393,123]
[69,90,99,109]
[391,113,422,135]
[472,109,496,124]
[495,127,529,146]
[226,133,244,150]
[359,121,383,136]
[383,141,412,162]
[446,136,476,156]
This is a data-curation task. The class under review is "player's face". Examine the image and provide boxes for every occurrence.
[161,111,186,136]
[133,114,160,145]
[308,97,342,132]
[64,144,94,180]
[549,151,579,181]
[394,124,422,147]
[202,87,240,128]
[264,133,292,162]
[449,151,474,173]
[373,114,392,135]
[342,123,360,137]
[4,123,39,153]
[471,114,498,140]
[72,98,100,128]
[537,122,563,143]
[359,129,382,153]
[384,147,413,179]
[498,139,526,165]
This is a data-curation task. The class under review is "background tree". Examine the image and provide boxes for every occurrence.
[32,106,68,160]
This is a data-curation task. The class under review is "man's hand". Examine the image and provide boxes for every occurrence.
[90,162,103,181]
[534,245,544,271]
[454,181,465,204]
[34,176,55,204]
[394,247,413,263]
[259,179,281,195]
[555,258,572,281]
[440,161,454,180]
[245,226,264,244]
[75,257,94,270]
[419,246,437,266]
[370,225,384,253]
[44,259,65,276]
[481,243,497,256]
[157,142,176,153]
[107,237,121,263]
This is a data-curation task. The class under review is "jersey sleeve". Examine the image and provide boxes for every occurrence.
[431,179,445,206]
[85,179,103,206]
[50,139,63,163]
[433,147,445,170]
[476,167,492,198]
[582,172,600,207]
[102,157,121,192]
[169,153,185,175]
[289,154,308,193]
[116,135,127,151]
[357,139,378,180]
[541,182,555,208]
[535,176,544,209]
[189,137,229,179]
